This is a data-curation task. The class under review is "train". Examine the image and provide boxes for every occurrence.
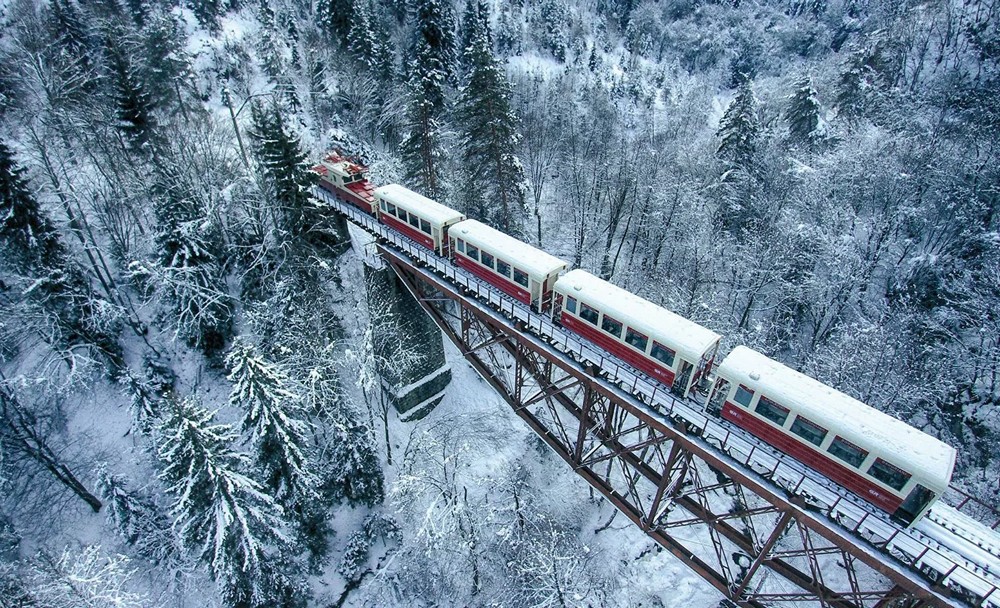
[312,153,958,527]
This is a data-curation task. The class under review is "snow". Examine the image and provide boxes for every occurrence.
[373,184,465,227]
[717,346,957,491]
[554,269,722,364]
[451,219,567,280]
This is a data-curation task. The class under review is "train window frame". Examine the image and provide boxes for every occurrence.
[828,436,868,468]
[734,385,754,407]
[408,213,421,229]
[867,458,911,491]
[790,416,828,447]
[755,397,789,427]
[380,200,388,212]
[456,240,465,254]
[601,314,623,339]
[513,268,529,288]
[579,302,599,325]
[565,296,577,314]
[625,327,648,352]
[650,341,675,368]
[466,244,479,261]
[480,251,495,270]
[387,203,397,216]
[496,259,512,279]
[420,219,431,234]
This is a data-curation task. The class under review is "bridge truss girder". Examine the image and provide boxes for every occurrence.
[380,246,961,608]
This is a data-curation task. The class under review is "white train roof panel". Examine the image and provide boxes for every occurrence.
[554,269,721,364]
[717,346,956,490]
[374,184,465,226]
[451,219,567,279]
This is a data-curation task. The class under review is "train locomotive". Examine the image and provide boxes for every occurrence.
[312,154,958,527]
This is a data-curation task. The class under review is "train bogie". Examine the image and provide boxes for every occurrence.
[450,220,566,310]
[552,270,721,399]
[709,346,956,526]
[374,184,465,256]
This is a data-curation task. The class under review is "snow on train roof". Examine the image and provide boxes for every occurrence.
[717,346,956,489]
[451,219,567,279]
[554,269,721,363]
[374,184,465,226]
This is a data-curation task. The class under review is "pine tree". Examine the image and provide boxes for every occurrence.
[786,78,821,146]
[226,339,317,505]
[249,102,336,252]
[156,397,301,608]
[187,0,223,33]
[150,161,232,354]
[716,81,760,172]
[141,13,193,114]
[0,140,64,273]
[408,0,458,89]
[459,0,489,70]
[104,28,158,149]
[535,0,567,62]
[347,0,394,80]
[96,467,177,564]
[456,8,528,235]
[318,0,356,45]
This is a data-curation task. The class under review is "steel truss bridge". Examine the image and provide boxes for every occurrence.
[315,189,1000,608]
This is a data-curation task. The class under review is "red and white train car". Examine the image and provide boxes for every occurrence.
[708,346,956,526]
[450,219,566,310]
[553,269,721,398]
[312,153,377,213]
[374,184,465,256]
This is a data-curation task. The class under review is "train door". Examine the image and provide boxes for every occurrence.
[892,484,935,526]
[673,359,694,397]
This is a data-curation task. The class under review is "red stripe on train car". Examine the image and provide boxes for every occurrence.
[560,312,676,387]
[318,180,377,214]
[720,402,903,514]
[454,255,532,304]
[379,213,436,251]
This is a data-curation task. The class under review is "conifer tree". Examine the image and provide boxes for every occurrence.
[786,78,821,146]
[347,0,394,80]
[716,81,760,172]
[226,339,317,506]
[408,0,458,88]
[535,0,567,62]
[456,6,528,235]
[96,468,177,563]
[249,102,336,252]
[141,13,193,114]
[156,397,301,608]
[104,28,158,149]
[187,0,223,33]
[0,141,64,273]
[318,0,356,45]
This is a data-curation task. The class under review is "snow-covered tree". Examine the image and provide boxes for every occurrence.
[0,139,63,273]
[96,467,178,564]
[716,81,760,172]
[226,339,317,506]
[103,26,158,149]
[456,7,528,235]
[534,0,567,62]
[156,397,301,608]
[29,545,150,608]
[786,78,821,145]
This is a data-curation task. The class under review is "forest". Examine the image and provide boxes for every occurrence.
[0,0,998,605]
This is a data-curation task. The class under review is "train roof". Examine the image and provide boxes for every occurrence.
[554,269,721,364]
[717,346,956,490]
[451,219,567,279]
[374,184,465,226]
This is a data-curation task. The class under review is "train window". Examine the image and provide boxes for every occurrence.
[387,203,397,216]
[456,240,465,253]
[601,314,623,339]
[828,436,868,468]
[565,296,577,314]
[466,245,479,261]
[790,416,828,447]
[420,219,431,234]
[650,341,675,367]
[513,268,529,288]
[625,327,648,351]
[867,458,911,491]
[380,200,388,212]
[408,213,420,229]
[734,385,754,407]
[496,259,511,278]
[755,397,789,426]
[579,303,599,325]
[481,251,495,269]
